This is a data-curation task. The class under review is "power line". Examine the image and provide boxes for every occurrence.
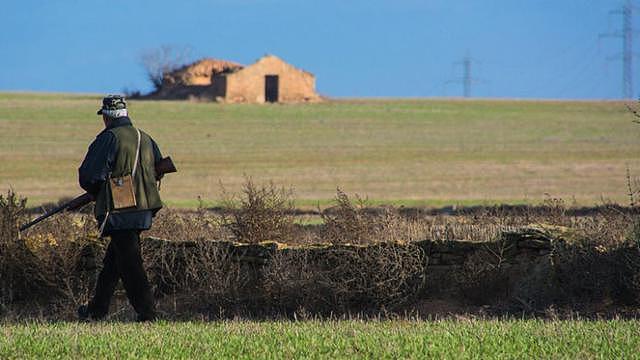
[599,0,637,99]
[445,53,486,98]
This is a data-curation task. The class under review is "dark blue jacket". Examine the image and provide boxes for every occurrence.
[78,117,163,234]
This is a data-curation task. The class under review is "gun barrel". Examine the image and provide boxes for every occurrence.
[19,156,177,232]
[19,202,68,231]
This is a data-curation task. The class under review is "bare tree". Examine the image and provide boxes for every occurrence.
[139,45,193,91]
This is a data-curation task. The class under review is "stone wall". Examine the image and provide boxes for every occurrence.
[148,59,243,100]
[163,59,243,87]
[142,223,640,314]
[5,223,638,317]
[141,225,565,303]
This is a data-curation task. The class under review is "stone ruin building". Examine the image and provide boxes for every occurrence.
[151,55,321,103]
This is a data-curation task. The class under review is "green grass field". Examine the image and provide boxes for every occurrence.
[1,92,638,207]
[1,320,638,358]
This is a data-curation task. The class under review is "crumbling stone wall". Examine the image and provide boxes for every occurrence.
[136,223,640,313]
[140,226,561,303]
[163,59,242,87]
[4,223,639,318]
[419,227,557,301]
[149,59,243,100]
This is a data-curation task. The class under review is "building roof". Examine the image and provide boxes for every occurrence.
[223,54,314,78]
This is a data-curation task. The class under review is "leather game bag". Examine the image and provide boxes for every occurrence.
[109,128,141,210]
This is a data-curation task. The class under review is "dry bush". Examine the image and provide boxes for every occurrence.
[447,203,637,311]
[262,243,426,313]
[418,201,632,246]
[23,210,104,315]
[142,239,256,317]
[453,241,512,305]
[321,244,426,310]
[140,44,193,91]
[540,206,638,307]
[419,216,511,243]
[0,191,62,309]
[183,241,250,307]
[5,184,640,319]
[321,189,406,245]
[0,191,30,306]
[613,219,640,304]
[0,191,25,245]
[147,206,228,241]
[576,208,634,249]
[510,221,633,312]
[320,189,374,245]
[0,191,104,317]
[222,180,296,244]
[616,247,640,304]
[142,239,198,295]
[542,240,616,306]
[320,200,592,246]
[261,249,326,312]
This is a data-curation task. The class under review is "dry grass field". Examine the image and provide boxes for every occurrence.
[2,93,640,357]
[1,92,638,207]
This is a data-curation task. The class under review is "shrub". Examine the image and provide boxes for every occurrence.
[3,186,640,319]
[0,191,105,318]
[261,249,326,313]
[147,206,226,241]
[0,191,28,305]
[262,242,426,314]
[321,189,405,245]
[222,179,296,244]
[454,241,511,305]
[142,239,251,317]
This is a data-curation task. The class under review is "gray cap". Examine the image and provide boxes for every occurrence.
[97,95,127,116]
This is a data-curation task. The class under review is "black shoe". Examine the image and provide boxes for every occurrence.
[77,304,90,321]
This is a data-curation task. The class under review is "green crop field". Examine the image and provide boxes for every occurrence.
[0,92,638,207]
[1,320,638,358]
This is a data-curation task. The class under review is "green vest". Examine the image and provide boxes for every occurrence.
[95,125,163,220]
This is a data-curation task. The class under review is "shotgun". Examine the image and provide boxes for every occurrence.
[19,156,177,232]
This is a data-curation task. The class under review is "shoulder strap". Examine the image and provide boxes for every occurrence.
[131,128,141,178]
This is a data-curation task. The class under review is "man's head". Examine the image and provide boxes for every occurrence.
[97,95,128,125]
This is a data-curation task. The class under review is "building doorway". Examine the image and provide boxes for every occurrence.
[265,75,279,103]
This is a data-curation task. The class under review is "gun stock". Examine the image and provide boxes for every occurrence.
[155,156,177,179]
[19,156,177,232]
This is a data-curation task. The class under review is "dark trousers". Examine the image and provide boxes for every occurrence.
[88,230,156,320]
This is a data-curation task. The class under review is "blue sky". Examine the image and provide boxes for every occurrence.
[0,0,634,99]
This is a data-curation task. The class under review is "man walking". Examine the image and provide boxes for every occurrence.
[77,95,163,322]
